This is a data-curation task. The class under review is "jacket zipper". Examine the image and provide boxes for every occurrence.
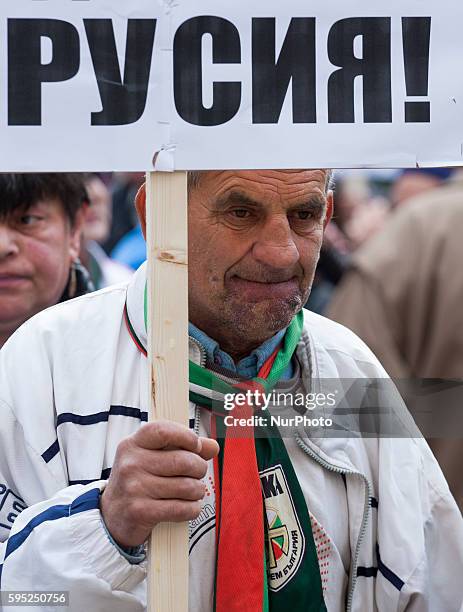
[189,336,206,435]
[295,435,372,612]
[189,335,372,611]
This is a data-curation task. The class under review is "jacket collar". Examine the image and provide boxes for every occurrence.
[126,262,204,365]
[126,262,148,352]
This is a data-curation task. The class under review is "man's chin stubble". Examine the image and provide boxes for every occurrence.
[227,294,303,337]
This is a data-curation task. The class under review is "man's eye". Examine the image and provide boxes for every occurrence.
[295,210,313,220]
[232,209,251,219]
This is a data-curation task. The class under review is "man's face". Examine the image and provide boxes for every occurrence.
[188,170,332,353]
[0,199,81,344]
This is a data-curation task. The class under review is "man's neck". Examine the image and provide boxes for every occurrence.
[198,330,269,363]
[220,338,264,362]
[191,315,277,362]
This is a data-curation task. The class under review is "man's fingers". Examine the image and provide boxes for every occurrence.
[144,476,206,501]
[135,449,208,479]
[131,423,219,463]
[134,499,201,525]
[134,420,201,453]
[198,438,220,461]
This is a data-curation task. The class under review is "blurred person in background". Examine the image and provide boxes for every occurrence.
[332,172,390,251]
[327,174,463,509]
[390,168,453,209]
[0,173,92,348]
[103,172,144,253]
[81,174,133,289]
[110,220,146,270]
[308,169,452,315]
[306,172,389,313]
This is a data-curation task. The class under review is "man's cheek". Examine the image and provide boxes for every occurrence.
[299,252,320,289]
[300,237,322,264]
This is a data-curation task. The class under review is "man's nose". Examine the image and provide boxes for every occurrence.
[252,215,299,269]
[0,224,19,260]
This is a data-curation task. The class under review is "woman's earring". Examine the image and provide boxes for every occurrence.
[69,260,78,298]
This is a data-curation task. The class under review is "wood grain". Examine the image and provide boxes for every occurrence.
[146,171,189,612]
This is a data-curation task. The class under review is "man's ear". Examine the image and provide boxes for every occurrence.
[69,207,85,261]
[135,183,147,239]
[324,190,334,229]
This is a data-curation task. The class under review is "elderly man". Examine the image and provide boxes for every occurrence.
[0,170,461,612]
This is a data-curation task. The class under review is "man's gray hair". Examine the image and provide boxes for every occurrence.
[187,171,202,192]
[188,170,334,194]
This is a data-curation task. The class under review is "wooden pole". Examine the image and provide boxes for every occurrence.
[146,170,189,612]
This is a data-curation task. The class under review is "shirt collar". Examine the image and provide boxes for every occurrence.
[188,322,287,379]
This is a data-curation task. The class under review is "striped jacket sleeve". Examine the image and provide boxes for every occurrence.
[0,329,146,611]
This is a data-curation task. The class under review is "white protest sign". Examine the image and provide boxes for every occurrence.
[166,0,463,170]
[1,0,463,170]
[0,0,165,171]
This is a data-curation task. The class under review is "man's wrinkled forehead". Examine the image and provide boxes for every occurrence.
[187,169,333,195]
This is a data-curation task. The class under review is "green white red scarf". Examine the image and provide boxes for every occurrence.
[131,291,326,611]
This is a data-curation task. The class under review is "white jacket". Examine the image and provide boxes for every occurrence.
[0,264,462,612]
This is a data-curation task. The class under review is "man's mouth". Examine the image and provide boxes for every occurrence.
[228,276,300,302]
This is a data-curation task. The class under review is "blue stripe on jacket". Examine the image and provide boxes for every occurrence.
[57,406,148,427]
[41,406,149,464]
[357,543,404,591]
[0,488,100,588]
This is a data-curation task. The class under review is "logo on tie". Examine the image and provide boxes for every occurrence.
[260,465,305,591]
[267,509,290,568]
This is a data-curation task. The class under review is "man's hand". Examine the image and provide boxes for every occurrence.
[100,421,219,548]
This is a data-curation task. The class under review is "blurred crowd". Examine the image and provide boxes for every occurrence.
[314,167,463,510]
[1,167,462,509]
